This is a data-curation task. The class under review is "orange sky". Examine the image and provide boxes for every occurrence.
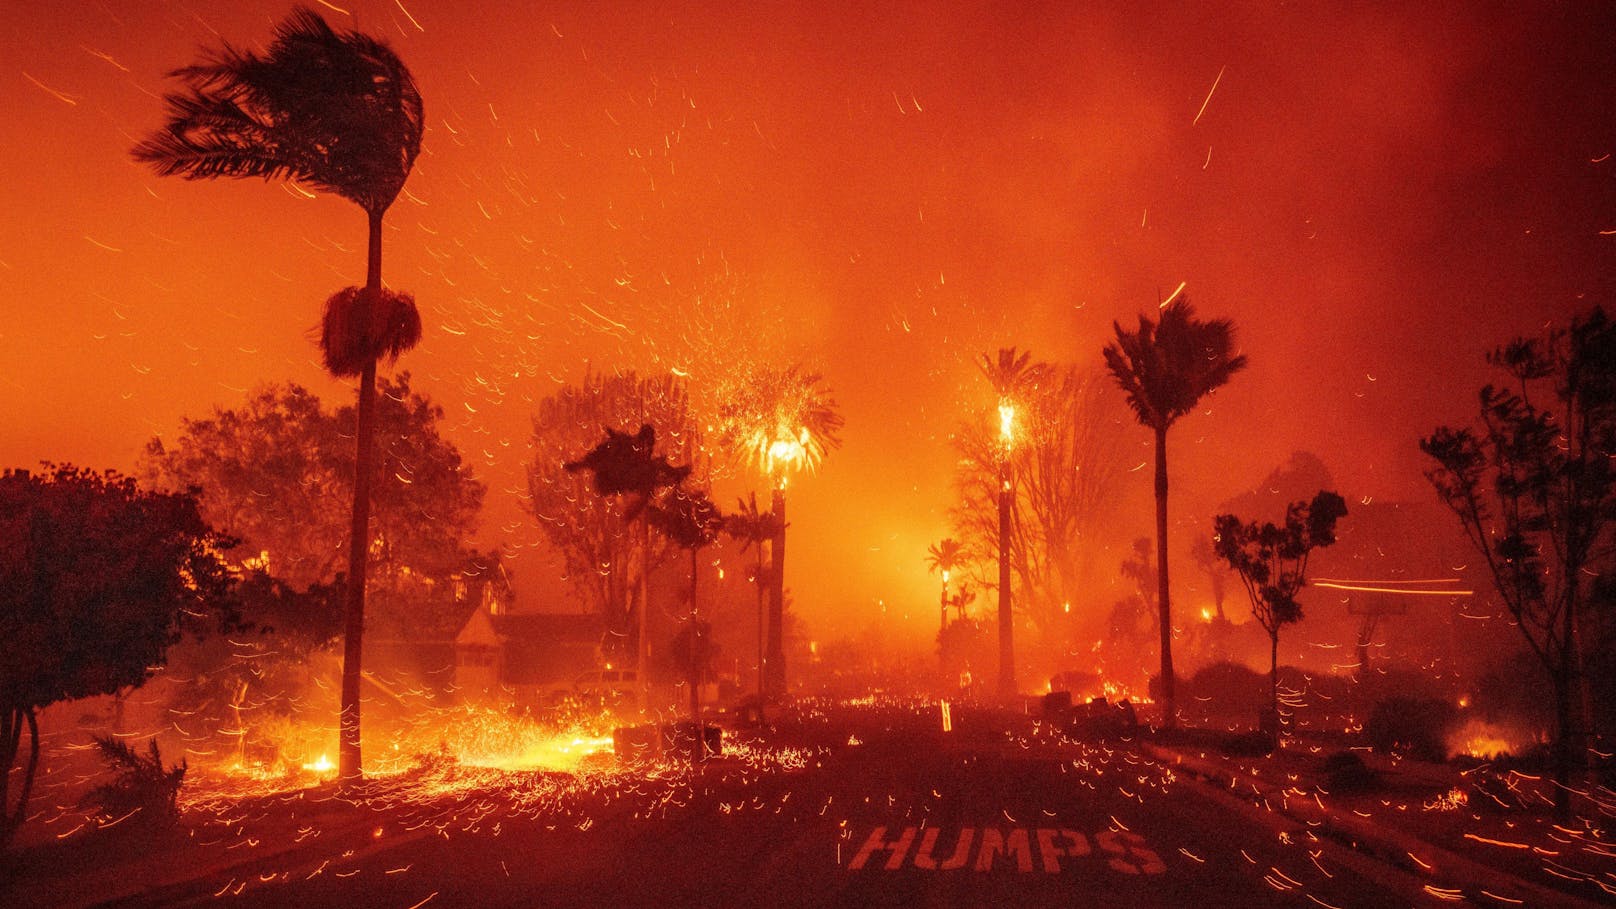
[2,2,1613,644]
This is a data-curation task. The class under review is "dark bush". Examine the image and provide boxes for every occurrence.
[1184,661,1266,719]
[1219,729,1275,757]
[82,736,186,828]
[1365,696,1457,762]
[1321,750,1375,792]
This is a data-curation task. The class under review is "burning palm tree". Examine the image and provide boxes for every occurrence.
[979,348,1048,699]
[926,538,970,631]
[134,7,424,782]
[718,365,843,697]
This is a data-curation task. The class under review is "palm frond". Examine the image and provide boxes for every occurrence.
[1103,297,1246,431]
[320,286,422,377]
[133,5,422,215]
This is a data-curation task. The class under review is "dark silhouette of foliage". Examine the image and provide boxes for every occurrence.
[1422,304,1616,820]
[1104,296,1248,727]
[529,371,700,653]
[725,492,782,713]
[0,465,237,847]
[1213,490,1347,736]
[132,6,421,216]
[567,424,692,516]
[1365,696,1458,763]
[135,5,425,783]
[321,286,422,378]
[82,737,187,830]
[141,376,485,628]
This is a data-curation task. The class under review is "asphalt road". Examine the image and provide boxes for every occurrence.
[105,701,1423,908]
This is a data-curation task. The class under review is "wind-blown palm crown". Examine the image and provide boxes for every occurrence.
[132,6,423,217]
[725,493,783,552]
[979,347,1049,402]
[926,538,969,578]
[1103,298,1247,431]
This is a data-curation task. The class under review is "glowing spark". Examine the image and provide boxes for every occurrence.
[1159,281,1187,309]
[395,0,424,31]
[23,71,79,105]
[81,46,130,72]
[313,0,351,14]
[1193,65,1226,125]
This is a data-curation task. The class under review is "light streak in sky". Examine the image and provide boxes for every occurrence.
[1193,65,1226,125]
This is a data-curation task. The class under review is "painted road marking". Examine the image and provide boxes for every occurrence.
[847,826,1166,874]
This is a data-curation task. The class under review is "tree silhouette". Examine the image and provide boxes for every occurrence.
[925,538,973,629]
[0,466,239,847]
[1423,305,1616,822]
[134,6,424,784]
[1214,491,1347,740]
[652,486,724,756]
[528,371,698,653]
[717,365,843,696]
[725,493,782,715]
[566,423,692,704]
[1104,297,1247,726]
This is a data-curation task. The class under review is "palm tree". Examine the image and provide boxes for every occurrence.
[651,487,723,758]
[1103,298,1247,727]
[925,538,968,632]
[717,366,843,698]
[725,493,782,718]
[133,7,424,782]
[978,347,1048,699]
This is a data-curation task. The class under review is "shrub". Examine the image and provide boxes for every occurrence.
[1185,661,1266,719]
[1321,751,1374,792]
[82,736,186,828]
[1365,696,1457,762]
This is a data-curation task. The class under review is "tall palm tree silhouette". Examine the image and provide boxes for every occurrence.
[1103,298,1246,727]
[979,347,1047,698]
[652,486,723,757]
[725,493,782,716]
[925,538,969,631]
[134,7,424,782]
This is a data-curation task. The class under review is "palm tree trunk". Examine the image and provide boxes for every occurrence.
[767,486,786,698]
[638,511,650,711]
[338,210,384,784]
[1154,426,1175,728]
[998,458,1015,699]
[690,546,705,760]
[755,546,766,723]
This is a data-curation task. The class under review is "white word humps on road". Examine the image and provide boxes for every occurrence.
[846,826,1166,875]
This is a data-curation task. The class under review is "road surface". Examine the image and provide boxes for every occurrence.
[107,700,1420,908]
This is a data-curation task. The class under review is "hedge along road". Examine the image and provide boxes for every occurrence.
[104,701,1419,909]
